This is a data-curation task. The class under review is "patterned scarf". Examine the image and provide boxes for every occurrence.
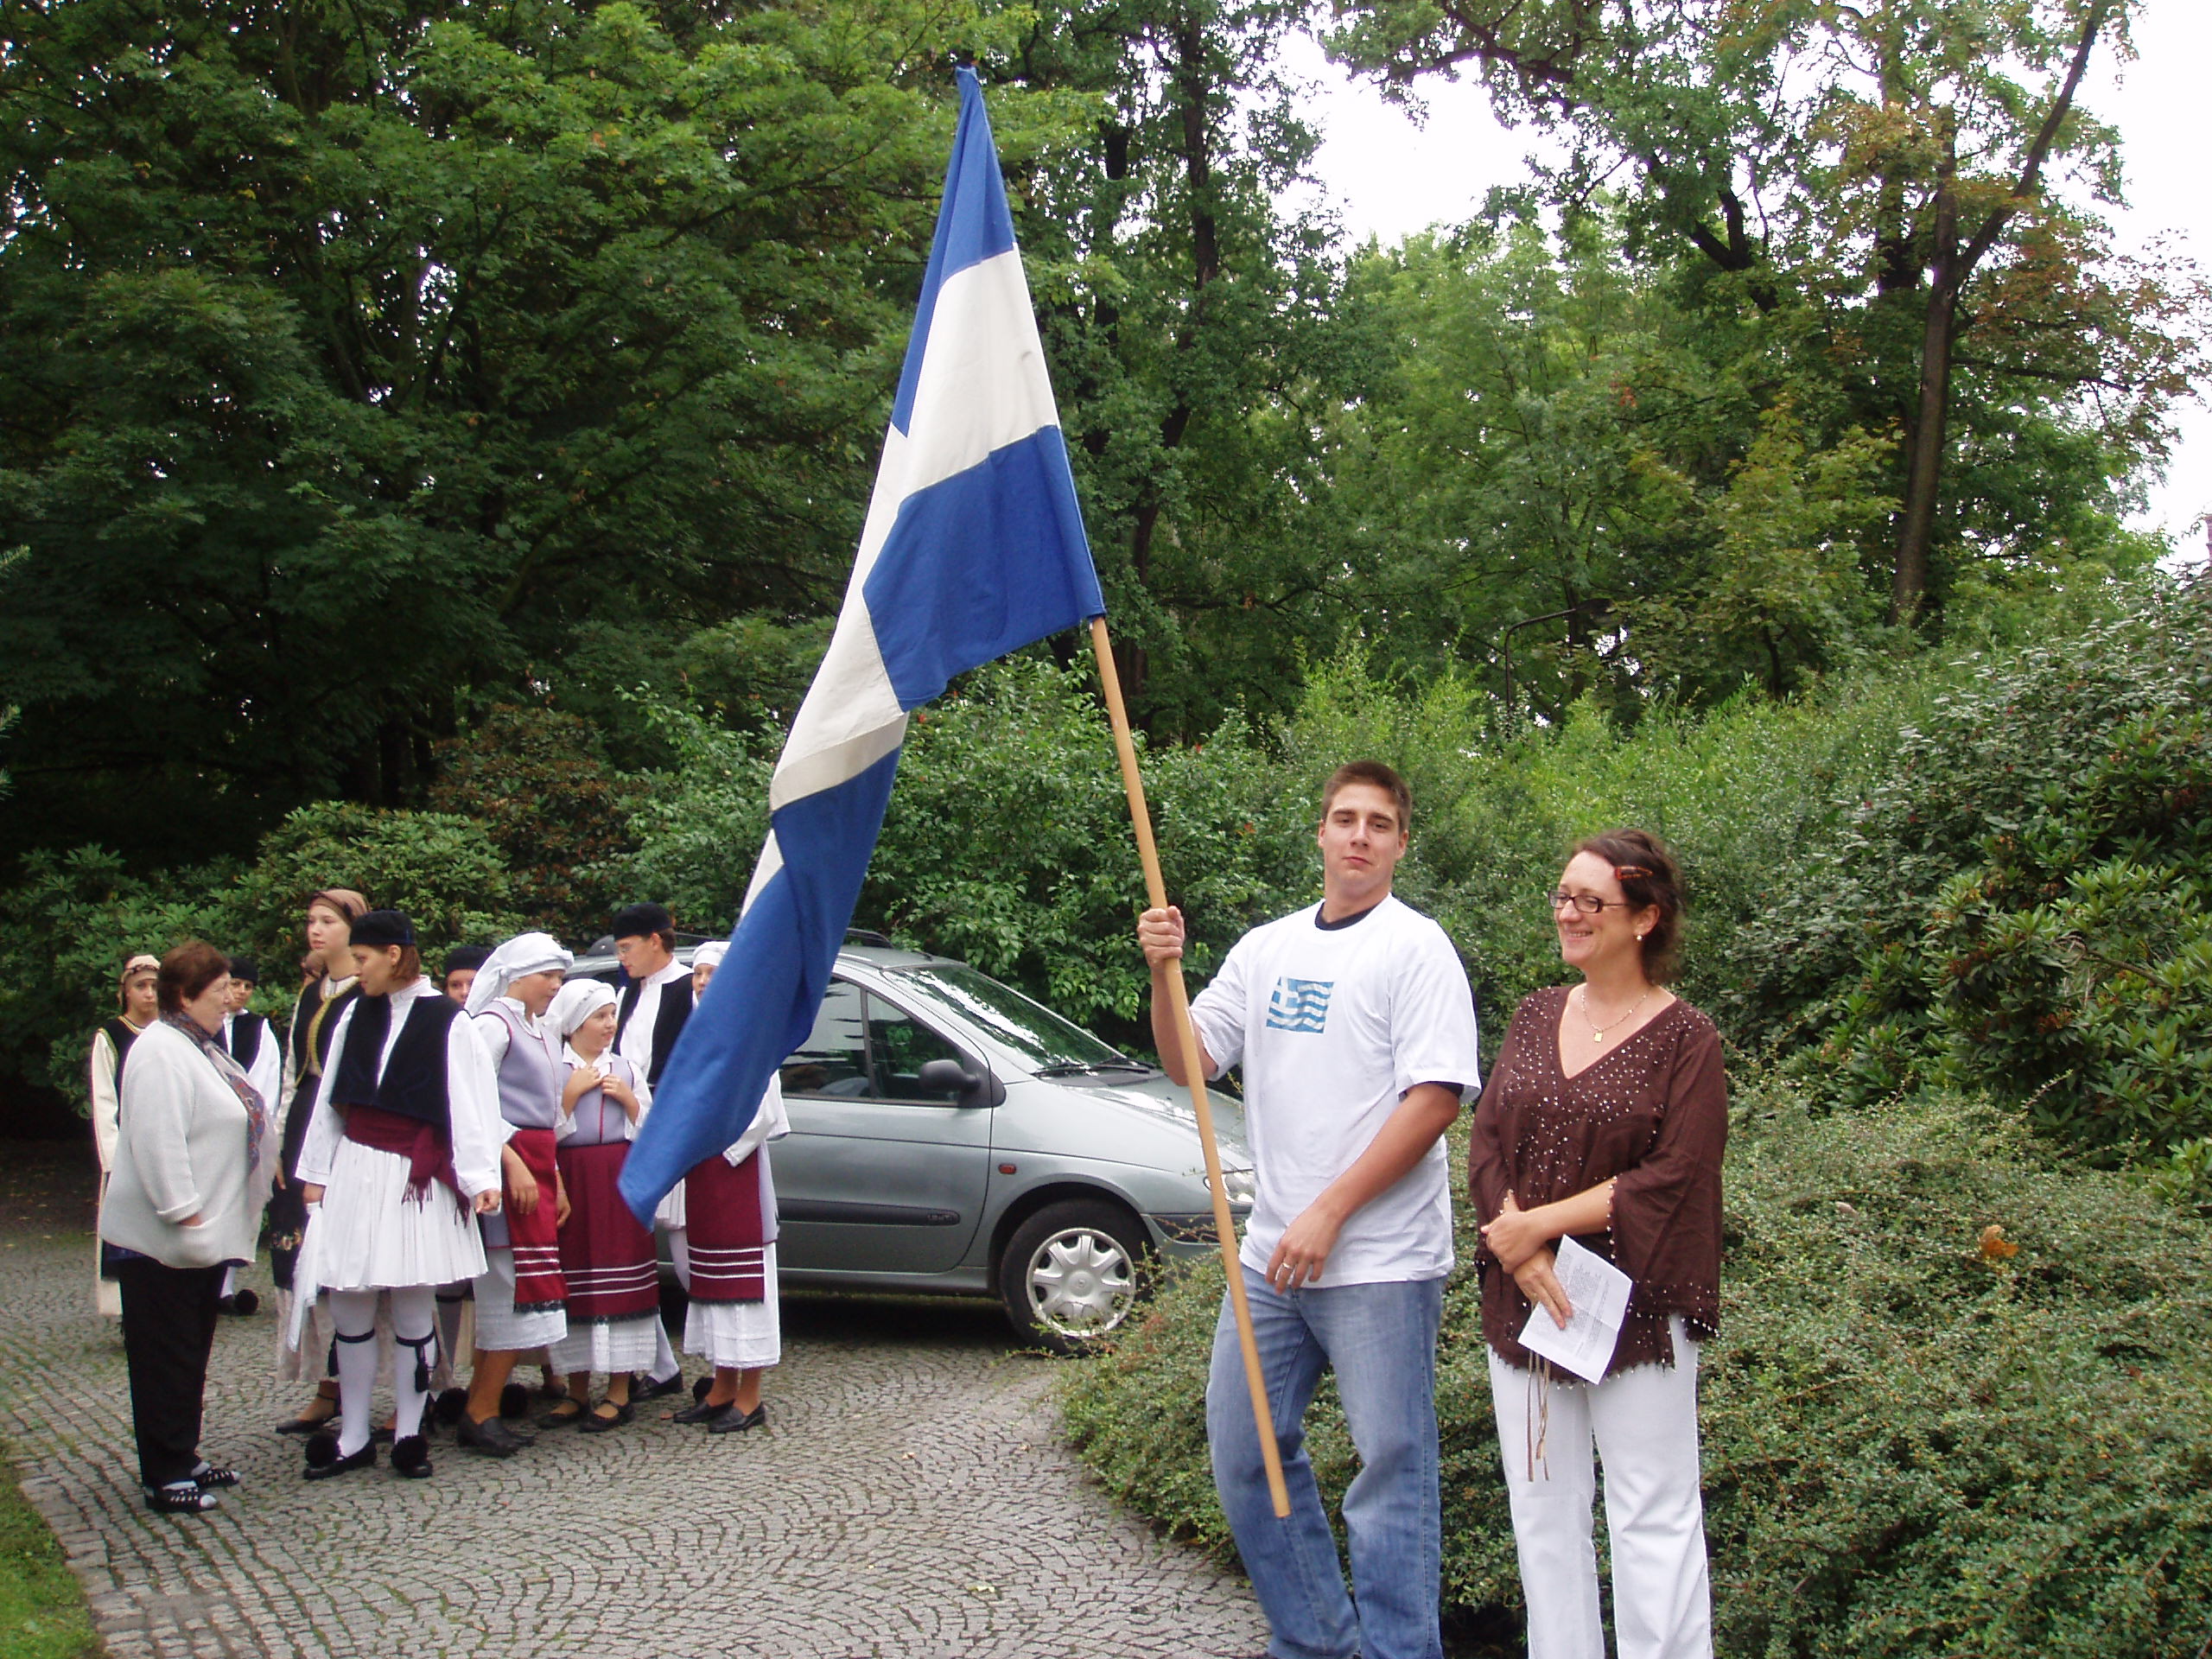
[164,1011,270,1173]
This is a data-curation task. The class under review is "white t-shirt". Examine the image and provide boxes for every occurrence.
[1187,894,1480,1287]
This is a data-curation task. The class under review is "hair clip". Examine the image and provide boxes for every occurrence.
[1613,865,1651,882]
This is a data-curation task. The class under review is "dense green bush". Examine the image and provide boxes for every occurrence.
[0,804,522,1108]
[428,704,637,940]
[1756,582,2212,1162]
[1059,1084,2212,1656]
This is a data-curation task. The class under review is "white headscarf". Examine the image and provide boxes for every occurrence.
[691,940,729,971]
[549,978,616,1039]
[463,931,575,1016]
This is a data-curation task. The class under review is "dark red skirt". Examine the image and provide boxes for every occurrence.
[555,1141,660,1325]
[506,1127,567,1313]
[684,1151,767,1305]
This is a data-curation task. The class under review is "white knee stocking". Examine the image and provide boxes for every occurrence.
[327,1289,381,1459]
[389,1284,436,1441]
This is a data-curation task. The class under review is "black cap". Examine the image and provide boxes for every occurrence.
[612,902,673,939]
[228,956,260,984]
[443,944,492,976]
[351,909,416,949]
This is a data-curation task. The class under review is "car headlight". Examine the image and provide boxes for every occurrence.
[1209,1166,1256,1206]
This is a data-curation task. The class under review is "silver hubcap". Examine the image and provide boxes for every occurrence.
[1026,1227,1137,1336]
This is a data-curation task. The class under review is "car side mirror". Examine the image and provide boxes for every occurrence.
[917,1058,1001,1106]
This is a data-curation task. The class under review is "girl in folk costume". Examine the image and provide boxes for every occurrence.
[668,942,788,1433]
[271,888,369,1433]
[541,980,658,1432]
[88,954,162,1319]
[456,932,573,1458]
[289,910,504,1482]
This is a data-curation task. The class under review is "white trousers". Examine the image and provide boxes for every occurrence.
[1487,1318,1713,1659]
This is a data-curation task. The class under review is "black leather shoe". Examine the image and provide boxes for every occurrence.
[633,1370,686,1402]
[671,1397,726,1425]
[303,1434,378,1481]
[578,1400,633,1435]
[275,1406,338,1437]
[706,1402,766,1435]
[456,1414,528,1459]
[536,1399,588,1431]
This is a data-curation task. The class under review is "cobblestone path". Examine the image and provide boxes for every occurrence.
[0,1147,1267,1659]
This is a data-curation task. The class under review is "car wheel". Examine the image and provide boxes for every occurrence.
[999,1199,1148,1352]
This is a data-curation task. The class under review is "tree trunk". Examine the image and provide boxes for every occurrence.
[1892,122,1957,626]
[1890,1,2110,624]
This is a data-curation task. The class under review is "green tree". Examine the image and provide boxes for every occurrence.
[1001,0,1382,735]
[1325,0,2209,627]
[0,0,1062,862]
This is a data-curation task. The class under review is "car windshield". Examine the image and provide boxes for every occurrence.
[886,963,1142,1074]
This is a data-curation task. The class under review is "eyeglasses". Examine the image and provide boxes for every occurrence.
[1549,891,1632,915]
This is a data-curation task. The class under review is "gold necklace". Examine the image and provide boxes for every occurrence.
[1579,982,1653,1045]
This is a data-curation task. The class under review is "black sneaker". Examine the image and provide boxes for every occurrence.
[188,1462,241,1490]
[144,1480,219,1515]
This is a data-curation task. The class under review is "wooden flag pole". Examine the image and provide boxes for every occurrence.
[1089,615,1291,1520]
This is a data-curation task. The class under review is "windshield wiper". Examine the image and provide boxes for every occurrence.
[1033,1060,1153,1077]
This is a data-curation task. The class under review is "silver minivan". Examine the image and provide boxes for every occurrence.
[575,938,1251,1349]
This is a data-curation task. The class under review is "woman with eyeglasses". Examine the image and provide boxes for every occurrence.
[1468,829,1726,1659]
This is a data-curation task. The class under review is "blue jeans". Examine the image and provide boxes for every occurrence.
[1207,1269,1446,1659]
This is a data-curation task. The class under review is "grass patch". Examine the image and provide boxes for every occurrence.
[0,1441,99,1659]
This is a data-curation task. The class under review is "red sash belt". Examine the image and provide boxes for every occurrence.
[555,1141,660,1325]
[684,1150,769,1305]
[343,1104,458,1205]
[504,1128,567,1313]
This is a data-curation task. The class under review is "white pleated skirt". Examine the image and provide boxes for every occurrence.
[681,1241,780,1370]
[550,1313,662,1376]
[297,1139,487,1295]
[473,1249,568,1351]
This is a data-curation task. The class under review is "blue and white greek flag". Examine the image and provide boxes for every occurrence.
[621,68,1105,1224]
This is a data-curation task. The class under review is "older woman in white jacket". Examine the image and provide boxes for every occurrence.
[99,942,276,1516]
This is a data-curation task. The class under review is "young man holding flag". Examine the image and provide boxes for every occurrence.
[1138,761,1479,1659]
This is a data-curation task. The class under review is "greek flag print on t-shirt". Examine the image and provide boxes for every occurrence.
[1265,978,1333,1034]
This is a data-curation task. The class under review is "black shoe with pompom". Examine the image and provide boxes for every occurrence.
[498,1382,530,1420]
[390,1435,433,1479]
[302,1433,377,1481]
[433,1388,468,1429]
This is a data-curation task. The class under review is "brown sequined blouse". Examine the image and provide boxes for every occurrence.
[1469,985,1727,1377]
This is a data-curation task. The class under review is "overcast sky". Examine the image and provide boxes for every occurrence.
[1281,2,2210,556]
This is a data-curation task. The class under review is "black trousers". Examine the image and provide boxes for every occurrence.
[115,1256,225,1488]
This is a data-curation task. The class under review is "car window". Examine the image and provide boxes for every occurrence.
[780,980,871,1096]
[867,995,969,1103]
[886,963,1134,1071]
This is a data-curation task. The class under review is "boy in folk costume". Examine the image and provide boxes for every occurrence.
[289,911,504,1481]
[541,980,659,1431]
[613,901,693,1403]
[456,933,573,1457]
[88,954,162,1319]
[441,944,491,1005]
[215,957,282,1316]
[668,942,787,1433]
